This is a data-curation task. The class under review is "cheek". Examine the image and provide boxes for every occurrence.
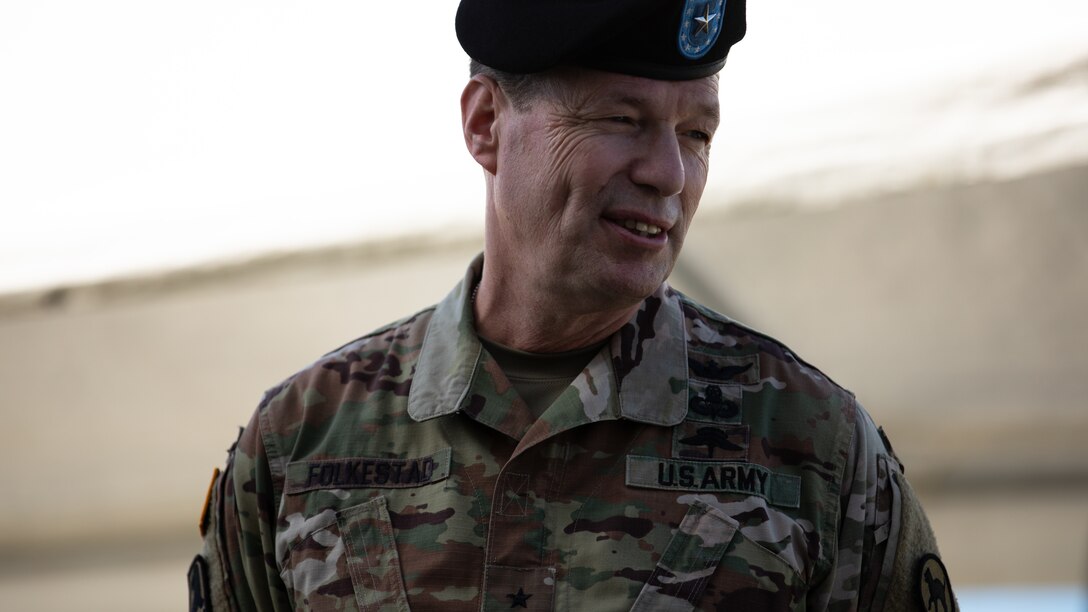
[675,186,705,245]
[549,130,624,189]
[681,157,709,206]
[671,213,695,248]
[684,148,711,180]
[682,169,706,202]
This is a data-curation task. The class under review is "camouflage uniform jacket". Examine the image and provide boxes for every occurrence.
[195,257,951,611]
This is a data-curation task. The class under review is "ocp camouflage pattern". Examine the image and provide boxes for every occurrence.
[196,257,949,611]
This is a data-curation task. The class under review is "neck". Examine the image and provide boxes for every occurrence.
[472,269,640,353]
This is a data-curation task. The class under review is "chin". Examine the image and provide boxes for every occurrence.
[565,252,673,309]
[592,269,668,307]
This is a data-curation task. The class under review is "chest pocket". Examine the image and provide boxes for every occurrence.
[279,446,481,610]
[631,500,805,612]
[281,496,410,612]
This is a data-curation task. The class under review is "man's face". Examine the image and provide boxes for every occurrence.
[488,68,720,311]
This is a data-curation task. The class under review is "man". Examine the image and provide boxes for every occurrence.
[191,1,957,610]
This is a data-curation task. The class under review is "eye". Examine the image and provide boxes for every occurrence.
[684,129,712,143]
[607,116,637,126]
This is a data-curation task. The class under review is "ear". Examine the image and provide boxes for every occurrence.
[461,75,502,175]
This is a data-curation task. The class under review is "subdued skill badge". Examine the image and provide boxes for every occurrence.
[678,0,727,59]
[916,554,954,612]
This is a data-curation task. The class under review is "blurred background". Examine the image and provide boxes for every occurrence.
[1,1,1086,609]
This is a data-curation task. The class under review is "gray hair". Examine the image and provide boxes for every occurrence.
[468,59,555,111]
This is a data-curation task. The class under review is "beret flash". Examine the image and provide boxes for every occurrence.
[456,0,746,80]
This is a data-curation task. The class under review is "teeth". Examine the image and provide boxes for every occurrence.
[621,219,662,236]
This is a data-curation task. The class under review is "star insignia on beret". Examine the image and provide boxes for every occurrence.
[694,4,720,35]
[506,587,532,608]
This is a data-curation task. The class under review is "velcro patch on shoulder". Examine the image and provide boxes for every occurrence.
[916,553,955,612]
[188,555,212,612]
[286,447,451,494]
[626,456,800,508]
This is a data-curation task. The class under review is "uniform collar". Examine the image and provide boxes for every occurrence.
[407,254,689,428]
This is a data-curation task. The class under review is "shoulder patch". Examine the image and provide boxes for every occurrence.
[916,553,954,612]
[198,467,220,538]
[188,555,212,612]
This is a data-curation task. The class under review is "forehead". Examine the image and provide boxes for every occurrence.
[549,68,720,118]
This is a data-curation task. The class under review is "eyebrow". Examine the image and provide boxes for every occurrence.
[610,95,720,124]
[698,102,721,125]
[614,95,647,108]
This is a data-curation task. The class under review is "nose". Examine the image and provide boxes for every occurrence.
[629,128,685,198]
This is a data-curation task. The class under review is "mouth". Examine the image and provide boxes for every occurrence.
[618,219,663,238]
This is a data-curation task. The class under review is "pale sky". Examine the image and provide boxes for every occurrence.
[1,1,1086,293]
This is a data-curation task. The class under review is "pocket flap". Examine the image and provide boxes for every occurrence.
[630,500,739,611]
[338,496,412,612]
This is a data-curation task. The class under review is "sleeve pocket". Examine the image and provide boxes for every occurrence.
[631,500,740,612]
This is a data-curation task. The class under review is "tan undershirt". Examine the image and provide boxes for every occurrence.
[479,337,606,418]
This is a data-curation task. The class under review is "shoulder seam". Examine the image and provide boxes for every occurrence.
[319,305,438,359]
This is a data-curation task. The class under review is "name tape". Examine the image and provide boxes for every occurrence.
[286,448,451,494]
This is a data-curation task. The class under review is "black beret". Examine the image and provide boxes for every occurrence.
[456,0,746,80]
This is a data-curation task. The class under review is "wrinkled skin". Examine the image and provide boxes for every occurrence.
[466,68,720,351]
